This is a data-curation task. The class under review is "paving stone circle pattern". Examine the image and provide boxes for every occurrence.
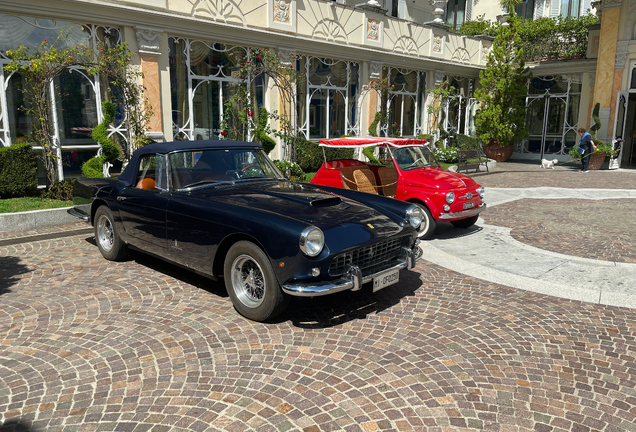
[3,162,636,431]
[2,220,636,432]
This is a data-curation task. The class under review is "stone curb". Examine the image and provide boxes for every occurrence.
[0,207,77,233]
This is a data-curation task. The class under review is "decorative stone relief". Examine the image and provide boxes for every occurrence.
[276,48,295,66]
[369,61,382,79]
[363,14,383,48]
[432,33,443,55]
[191,0,246,26]
[600,0,622,9]
[313,20,348,44]
[268,0,296,32]
[480,43,491,64]
[273,0,291,23]
[135,26,162,56]
[451,47,470,64]
[367,18,380,41]
[394,36,418,56]
[616,41,629,69]
[434,70,445,85]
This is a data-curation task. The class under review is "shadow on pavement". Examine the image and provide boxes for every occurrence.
[82,235,422,327]
[430,222,483,240]
[282,269,422,329]
[0,419,41,432]
[0,256,31,296]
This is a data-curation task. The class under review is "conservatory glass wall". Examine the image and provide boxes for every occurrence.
[300,57,359,140]
[384,68,426,138]
[0,14,122,182]
[523,75,581,158]
[169,38,259,142]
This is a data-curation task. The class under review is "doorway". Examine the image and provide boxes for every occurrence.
[615,93,636,168]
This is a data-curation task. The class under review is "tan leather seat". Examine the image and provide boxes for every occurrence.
[136,178,156,189]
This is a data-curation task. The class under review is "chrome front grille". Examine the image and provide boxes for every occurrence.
[329,236,408,277]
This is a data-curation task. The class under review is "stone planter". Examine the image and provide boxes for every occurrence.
[587,152,605,170]
[483,143,513,162]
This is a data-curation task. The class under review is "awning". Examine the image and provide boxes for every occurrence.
[318,136,428,148]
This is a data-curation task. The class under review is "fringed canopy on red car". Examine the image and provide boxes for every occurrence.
[318,136,428,148]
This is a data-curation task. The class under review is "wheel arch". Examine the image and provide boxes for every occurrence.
[90,199,110,225]
[213,233,268,278]
[404,195,439,219]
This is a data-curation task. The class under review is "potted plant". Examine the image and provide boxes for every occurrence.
[474,4,531,162]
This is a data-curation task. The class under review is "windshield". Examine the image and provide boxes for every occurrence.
[391,146,439,171]
[168,148,284,189]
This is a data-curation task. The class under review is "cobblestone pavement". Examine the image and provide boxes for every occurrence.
[470,161,636,189]
[3,215,636,431]
[3,163,636,431]
[479,198,636,264]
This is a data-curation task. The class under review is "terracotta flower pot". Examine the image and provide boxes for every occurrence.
[587,152,605,170]
[483,142,514,162]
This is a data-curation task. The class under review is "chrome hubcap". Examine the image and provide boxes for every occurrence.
[231,255,265,308]
[97,214,114,252]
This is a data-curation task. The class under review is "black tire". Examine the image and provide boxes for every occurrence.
[224,241,289,322]
[417,204,436,239]
[94,206,128,261]
[450,215,479,229]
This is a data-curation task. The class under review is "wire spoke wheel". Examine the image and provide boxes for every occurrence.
[224,241,289,321]
[231,254,266,308]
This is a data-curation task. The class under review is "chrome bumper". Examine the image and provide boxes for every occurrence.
[438,203,486,220]
[282,245,423,297]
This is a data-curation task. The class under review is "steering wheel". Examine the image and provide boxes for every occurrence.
[241,165,265,176]
[408,157,425,168]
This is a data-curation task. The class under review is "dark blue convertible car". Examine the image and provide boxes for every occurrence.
[69,140,424,321]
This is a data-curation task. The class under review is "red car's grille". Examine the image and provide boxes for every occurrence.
[329,236,409,277]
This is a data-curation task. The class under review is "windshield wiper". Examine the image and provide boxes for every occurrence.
[183,180,220,188]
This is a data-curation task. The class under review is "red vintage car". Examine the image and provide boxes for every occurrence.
[310,137,486,239]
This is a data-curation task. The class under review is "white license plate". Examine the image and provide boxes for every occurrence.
[463,201,475,209]
[373,269,400,292]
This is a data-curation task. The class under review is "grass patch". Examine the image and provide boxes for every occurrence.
[0,197,72,213]
[304,172,316,182]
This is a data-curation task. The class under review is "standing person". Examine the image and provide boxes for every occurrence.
[577,127,597,173]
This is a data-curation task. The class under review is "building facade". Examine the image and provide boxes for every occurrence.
[0,0,634,182]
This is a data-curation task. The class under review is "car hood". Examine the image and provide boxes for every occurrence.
[190,179,408,239]
[401,167,477,190]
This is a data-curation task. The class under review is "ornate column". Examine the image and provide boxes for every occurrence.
[592,0,622,139]
[135,26,164,142]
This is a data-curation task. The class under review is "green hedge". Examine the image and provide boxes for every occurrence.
[455,134,481,150]
[0,143,38,198]
[293,137,355,173]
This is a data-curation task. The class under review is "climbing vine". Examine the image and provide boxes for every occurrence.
[4,31,152,186]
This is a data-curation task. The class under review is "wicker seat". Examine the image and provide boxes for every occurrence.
[377,166,398,197]
[335,167,358,190]
[353,169,378,195]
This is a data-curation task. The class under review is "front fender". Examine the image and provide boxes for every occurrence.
[400,186,441,218]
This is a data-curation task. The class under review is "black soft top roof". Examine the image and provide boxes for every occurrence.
[119,140,263,187]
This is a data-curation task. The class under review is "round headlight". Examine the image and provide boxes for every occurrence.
[446,192,455,204]
[300,226,325,257]
[406,205,424,229]
[477,186,485,198]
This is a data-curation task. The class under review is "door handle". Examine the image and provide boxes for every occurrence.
[117,196,127,201]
